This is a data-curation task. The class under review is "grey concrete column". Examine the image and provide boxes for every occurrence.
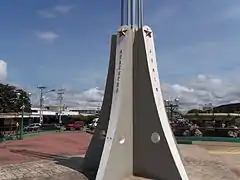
[81,35,117,177]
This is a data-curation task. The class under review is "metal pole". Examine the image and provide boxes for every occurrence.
[130,0,133,27]
[40,89,43,124]
[139,0,143,27]
[20,104,24,140]
[59,95,63,124]
[132,0,136,27]
[137,0,140,28]
[37,86,47,124]
[127,0,131,25]
[121,0,124,25]
[57,89,65,124]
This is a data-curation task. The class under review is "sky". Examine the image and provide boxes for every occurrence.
[1,0,240,110]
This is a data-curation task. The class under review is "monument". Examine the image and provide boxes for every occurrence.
[82,0,189,179]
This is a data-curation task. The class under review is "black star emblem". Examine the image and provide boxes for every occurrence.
[118,28,127,37]
[144,29,152,38]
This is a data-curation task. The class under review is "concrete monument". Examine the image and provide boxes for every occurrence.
[82,0,189,179]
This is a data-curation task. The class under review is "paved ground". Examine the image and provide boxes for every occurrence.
[0,131,91,165]
[0,133,240,180]
[180,144,240,180]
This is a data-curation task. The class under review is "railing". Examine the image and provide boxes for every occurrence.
[0,126,18,141]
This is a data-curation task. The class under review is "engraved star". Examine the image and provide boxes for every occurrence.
[144,29,152,38]
[118,28,127,37]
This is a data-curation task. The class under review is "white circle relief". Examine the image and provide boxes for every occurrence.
[151,132,160,143]
[119,137,125,144]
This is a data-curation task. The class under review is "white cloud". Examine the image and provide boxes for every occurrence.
[25,73,240,112]
[0,60,7,81]
[54,5,74,14]
[162,74,240,111]
[37,4,74,19]
[35,31,59,42]
[31,87,104,110]
[219,6,240,21]
[37,10,56,19]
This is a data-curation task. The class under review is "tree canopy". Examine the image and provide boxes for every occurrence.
[0,83,31,113]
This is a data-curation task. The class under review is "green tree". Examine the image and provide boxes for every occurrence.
[187,109,203,114]
[0,83,31,113]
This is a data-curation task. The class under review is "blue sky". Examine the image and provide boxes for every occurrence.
[1,0,240,108]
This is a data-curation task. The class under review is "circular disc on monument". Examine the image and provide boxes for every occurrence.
[151,132,160,143]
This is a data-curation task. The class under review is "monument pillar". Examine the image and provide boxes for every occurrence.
[82,1,189,179]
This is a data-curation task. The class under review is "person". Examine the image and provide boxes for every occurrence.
[16,122,19,139]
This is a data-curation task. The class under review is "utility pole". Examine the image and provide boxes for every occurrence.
[37,86,46,124]
[57,89,65,124]
[37,86,55,124]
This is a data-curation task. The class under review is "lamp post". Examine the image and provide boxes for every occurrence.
[37,86,55,124]
[164,98,179,121]
[28,93,32,125]
[16,92,31,140]
[57,89,65,124]
[20,104,25,140]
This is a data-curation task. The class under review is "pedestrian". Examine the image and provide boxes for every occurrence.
[16,122,19,139]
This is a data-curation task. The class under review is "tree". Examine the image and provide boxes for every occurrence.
[187,109,203,114]
[0,83,31,113]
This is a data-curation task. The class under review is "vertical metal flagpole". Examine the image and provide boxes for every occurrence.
[130,0,133,27]
[132,0,135,27]
[121,0,124,25]
[137,0,143,28]
[140,0,143,27]
[127,0,131,25]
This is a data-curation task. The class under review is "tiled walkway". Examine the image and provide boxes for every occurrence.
[0,158,87,180]
[0,133,240,180]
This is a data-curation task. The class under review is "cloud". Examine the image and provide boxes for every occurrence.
[219,5,240,21]
[37,10,56,19]
[30,74,240,112]
[37,4,74,19]
[31,87,104,110]
[149,5,179,26]
[35,31,59,42]
[0,60,7,81]
[54,5,74,14]
[162,74,240,111]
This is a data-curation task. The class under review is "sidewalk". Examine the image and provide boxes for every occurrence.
[0,156,88,180]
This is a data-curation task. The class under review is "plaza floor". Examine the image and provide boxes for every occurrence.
[0,132,239,180]
[0,131,91,166]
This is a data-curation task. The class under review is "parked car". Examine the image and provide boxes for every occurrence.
[65,121,84,131]
[24,123,42,132]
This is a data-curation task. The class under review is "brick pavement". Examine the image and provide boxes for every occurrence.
[0,144,239,180]
[0,158,88,180]
[1,132,240,180]
[0,132,91,165]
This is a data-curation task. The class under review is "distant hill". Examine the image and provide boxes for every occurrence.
[187,103,240,114]
[213,103,240,113]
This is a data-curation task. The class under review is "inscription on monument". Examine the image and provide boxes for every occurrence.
[116,50,123,93]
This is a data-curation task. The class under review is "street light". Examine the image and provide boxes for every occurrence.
[164,98,179,121]
[16,92,32,140]
[37,86,55,124]
[28,93,32,125]
[57,89,65,124]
